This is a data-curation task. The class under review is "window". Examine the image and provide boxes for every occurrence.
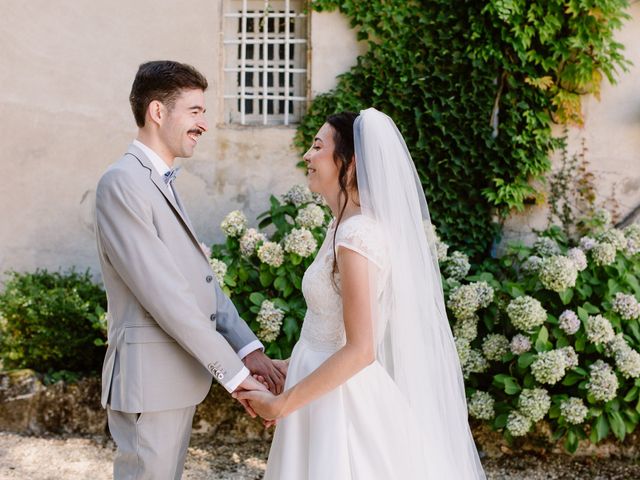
[223,0,308,126]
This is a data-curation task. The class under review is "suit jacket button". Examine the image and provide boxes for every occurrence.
[210,313,216,321]
[206,275,213,283]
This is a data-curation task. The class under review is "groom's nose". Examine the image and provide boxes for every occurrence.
[198,118,209,133]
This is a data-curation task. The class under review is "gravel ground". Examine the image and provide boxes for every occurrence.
[1,431,640,479]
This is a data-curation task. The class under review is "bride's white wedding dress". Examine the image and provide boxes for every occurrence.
[264,215,431,480]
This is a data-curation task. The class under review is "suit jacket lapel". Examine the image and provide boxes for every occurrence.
[125,144,208,261]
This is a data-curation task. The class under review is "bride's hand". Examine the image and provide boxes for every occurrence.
[233,389,285,421]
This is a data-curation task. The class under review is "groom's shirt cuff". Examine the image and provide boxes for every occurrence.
[237,340,264,360]
[223,365,250,393]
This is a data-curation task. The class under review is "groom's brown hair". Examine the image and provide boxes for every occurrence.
[129,60,208,127]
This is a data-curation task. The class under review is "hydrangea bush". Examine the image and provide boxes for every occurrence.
[212,193,640,452]
[444,213,640,452]
[210,185,330,358]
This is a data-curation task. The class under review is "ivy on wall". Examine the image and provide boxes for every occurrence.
[296,0,629,256]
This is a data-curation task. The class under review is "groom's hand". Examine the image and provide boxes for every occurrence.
[243,350,285,394]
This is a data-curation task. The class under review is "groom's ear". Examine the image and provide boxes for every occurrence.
[147,100,165,127]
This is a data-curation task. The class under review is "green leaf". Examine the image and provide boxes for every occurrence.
[608,411,626,441]
[282,316,298,341]
[582,302,600,314]
[624,386,638,403]
[558,288,574,305]
[494,413,508,429]
[594,414,609,442]
[535,326,549,352]
[274,276,288,292]
[249,292,266,306]
[259,271,273,287]
[517,352,536,369]
[564,430,579,453]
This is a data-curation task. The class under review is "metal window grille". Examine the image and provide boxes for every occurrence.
[223,0,308,126]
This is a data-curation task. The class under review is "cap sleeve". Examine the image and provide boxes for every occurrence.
[335,215,386,269]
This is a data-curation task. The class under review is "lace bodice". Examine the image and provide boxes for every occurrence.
[299,215,386,351]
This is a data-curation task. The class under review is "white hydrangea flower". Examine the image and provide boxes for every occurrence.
[284,228,318,258]
[208,258,227,287]
[606,333,640,379]
[468,391,495,420]
[587,360,618,402]
[539,255,578,292]
[426,223,449,263]
[593,208,612,227]
[591,242,616,266]
[506,410,532,437]
[239,228,266,257]
[585,314,615,346]
[220,210,247,238]
[475,281,495,308]
[612,292,640,321]
[444,251,471,280]
[295,204,325,229]
[482,334,510,361]
[463,349,489,379]
[257,241,284,267]
[256,300,285,342]
[436,239,449,263]
[453,314,479,342]
[613,347,640,379]
[567,248,587,271]
[560,397,589,425]
[447,284,481,320]
[531,349,568,385]
[623,224,640,256]
[598,229,626,251]
[579,236,597,252]
[534,237,561,257]
[560,346,579,369]
[454,337,471,366]
[510,334,532,355]
[282,184,315,206]
[624,224,640,242]
[519,388,551,422]
[506,296,547,332]
[625,238,640,257]
[559,310,581,335]
[521,255,544,275]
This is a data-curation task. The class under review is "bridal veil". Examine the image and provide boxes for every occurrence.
[354,108,486,479]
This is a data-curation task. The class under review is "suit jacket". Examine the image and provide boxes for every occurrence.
[95,143,258,413]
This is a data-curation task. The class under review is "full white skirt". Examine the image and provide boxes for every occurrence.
[264,338,431,480]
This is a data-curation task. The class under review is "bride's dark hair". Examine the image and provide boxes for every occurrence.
[325,111,359,283]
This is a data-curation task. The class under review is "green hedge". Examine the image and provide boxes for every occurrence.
[0,269,106,379]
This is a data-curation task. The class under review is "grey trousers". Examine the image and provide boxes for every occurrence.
[107,404,197,480]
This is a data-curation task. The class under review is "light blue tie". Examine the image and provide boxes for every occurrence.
[163,167,181,185]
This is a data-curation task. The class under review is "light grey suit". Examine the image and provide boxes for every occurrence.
[95,143,258,478]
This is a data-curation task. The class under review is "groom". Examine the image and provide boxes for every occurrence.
[95,60,284,479]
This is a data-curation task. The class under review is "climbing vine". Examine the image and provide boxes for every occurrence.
[296,0,629,256]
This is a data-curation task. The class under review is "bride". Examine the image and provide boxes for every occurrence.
[235,108,486,479]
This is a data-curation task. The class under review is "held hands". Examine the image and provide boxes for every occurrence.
[242,350,287,394]
[232,388,286,423]
[233,375,268,418]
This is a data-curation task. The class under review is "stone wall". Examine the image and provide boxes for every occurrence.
[0,1,364,285]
